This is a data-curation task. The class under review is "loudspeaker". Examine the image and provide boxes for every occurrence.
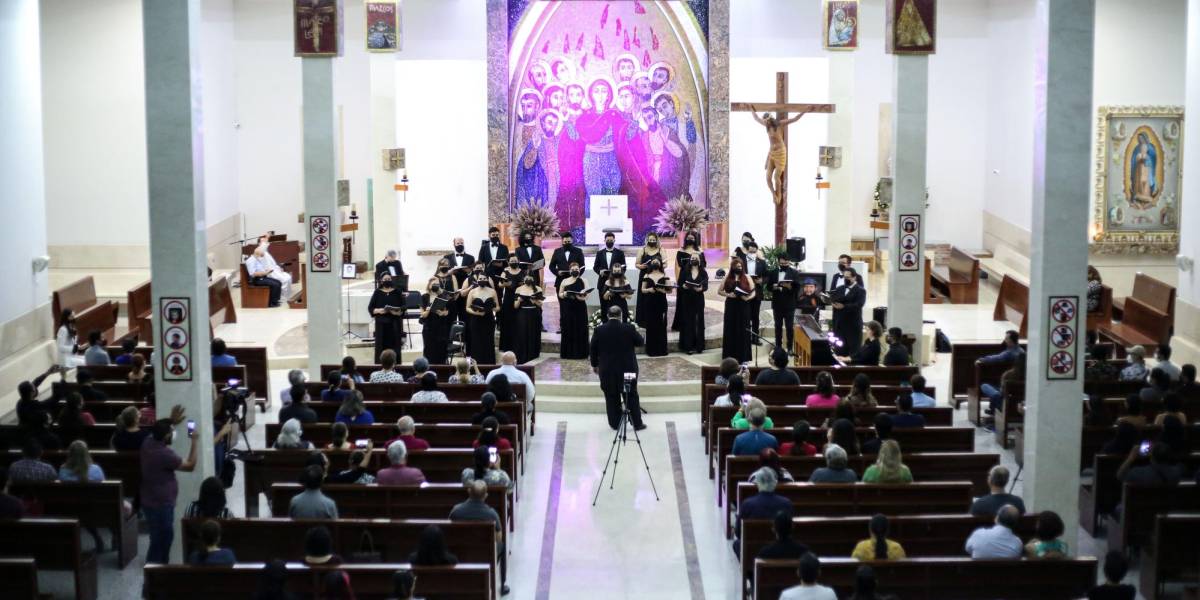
[873,306,888,328]
[785,237,807,263]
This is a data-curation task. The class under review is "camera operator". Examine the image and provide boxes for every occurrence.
[210,387,243,479]
[589,306,646,431]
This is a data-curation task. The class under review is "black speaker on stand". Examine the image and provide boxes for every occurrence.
[785,237,807,264]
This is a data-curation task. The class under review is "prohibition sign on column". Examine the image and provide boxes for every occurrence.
[1052,298,1076,323]
[1051,325,1075,349]
[1049,351,1074,374]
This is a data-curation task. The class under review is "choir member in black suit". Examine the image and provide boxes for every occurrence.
[830,267,866,354]
[557,262,590,359]
[590,306,646,431]
[592,231,627,277]
[672,230,706,332]
[676,254,709,355]
[599,262,634,322]
[464,273,498,364]
[496,257,524,352]
[514,232,545,286]
[719,258,755,363]
[830,254,863,291]
[374,249,406,283]
[368,272,406,362]
[639,258,671,357]
[512,275,544,363]
[796,278,825,316]
[742,243,766,345]
[442,237,475,323]
[634,232,664,327]
[420,278,452,365]
[548,231,585,291]
[477,227,510,279]
[768,255,800,353]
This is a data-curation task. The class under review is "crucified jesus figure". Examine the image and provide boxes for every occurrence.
[750,105,804,206]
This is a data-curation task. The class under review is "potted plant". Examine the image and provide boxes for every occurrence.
[653,197,708,249]
[509,204,561,248]
[759,244,790,301]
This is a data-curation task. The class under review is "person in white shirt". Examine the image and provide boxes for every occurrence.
[485,352,536,407]
[965,504,1024,558]
[280,369,306,407]
[245,241,292,307]
[779,553,838,600]
[55,309,87,368]
[1154,345,1182,381]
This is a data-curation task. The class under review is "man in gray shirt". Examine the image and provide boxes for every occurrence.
[965,504,1023,558]
[809,444,858,483]
[450,480,507,595]
[289,464,339,519]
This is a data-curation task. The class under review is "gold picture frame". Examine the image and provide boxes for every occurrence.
[1091,105,1183,255]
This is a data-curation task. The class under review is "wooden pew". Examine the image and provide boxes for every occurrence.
[207,275,238,327]
[1087,283,1114,332]
[1112,272,1176,331]
[1099,295,1172,353]
[1140,513,1200,600]
[320,363,536,386]
[924,258,943,304]
[753,557,1097,600]
[700,365,919,387]
[0,518,97,600]
[1105,482,1200,553]
[992,275,1029,338]
[1078,452,1200,536]
[265,422,522,472]
[991,380,1157,448]
[700,384,936,439]
[82,364,246,387]
[126,280,153,343]
[307,401,527,446]
[302,382,524,404]
[930,247,981,304]
[5,480,139,568]
[144,563,492,600]
[239,263,272,309]
[102,344,270,410]
[53,277,112,332]
[268,483,511,536]
[948,341,1026,410]
[0,558,39,600]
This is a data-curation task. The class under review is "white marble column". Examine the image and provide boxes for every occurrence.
[824,52,855,264]
[303,59,345,377]
[141,0,215,561]
[1022,0,1094,551]
[1174,0,1200,366]
[886,56,928,352]
[369,54,398,265]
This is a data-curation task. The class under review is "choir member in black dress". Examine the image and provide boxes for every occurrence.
[797,278,825,316]
[512,275,544,363]
[515,232,545,286]
[830,267,866,354]
[367,273,406,362]
[557,262,590,359]
[496,257,524,352]
[592,231,627,277]
[634,232,664,327]
[548,231,585,291]
[732,231,756,263]
[464,273,499,364]
[420,278,452,365]
[672,230,707,332]
[719,258,755,363]
[676,254,709,355]
[432,257,461,324]
[768,255,800,353]
[742,243,766,345]
[599,262,634,322]
[477,226,510,279]
[639,259,671,357]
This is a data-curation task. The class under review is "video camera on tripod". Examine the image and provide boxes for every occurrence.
[220,378,250,424]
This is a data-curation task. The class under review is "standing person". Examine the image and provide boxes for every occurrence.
[512,276,545,363]
[634,233,665,327]
[420,278,452,365]
[742,243,766,344]
[514,231,546,286]
[638,257,671,357]
[671,230,707,332]
[368,272,406,362]
[464,273,499,365]
[141,415,200,564]
[676,254,709,355]
[548,231,585,291]
[477,226,510,279]
[590,306,646,431]
[733,231,755,263]
[719,259,755,363]
[496,256,525,352]
[830,267,866,354]
[374,248,405,282]
[768,254,800,352]
[558,262,590,359]
[592,231,627,278]
[442,237,475,323]
[599,262,635,322]
[830,254,857,290]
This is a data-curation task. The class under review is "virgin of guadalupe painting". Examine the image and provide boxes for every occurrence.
[886,0,936,55]
[823,1,859,51]
[1091,106,1182,254]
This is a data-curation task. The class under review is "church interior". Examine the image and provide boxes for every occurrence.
[1,0,1199,598]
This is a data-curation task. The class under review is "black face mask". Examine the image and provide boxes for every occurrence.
[742,239,751,248]
[648,240,658,247]
[605,240,614,249]
[521,238,532,246]
[509,262,519,269]
[733,267,743,273]
[563,240,572,247]
[431,285,441,293]
[438,265,449,272]
[686,237,696,246]
[380,280,393,288]
[524,279,535,286]
[490,235,500,242]
[454,244,465,253]
[570,269,580,276]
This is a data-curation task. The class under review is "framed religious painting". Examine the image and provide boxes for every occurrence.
[365,1,399,52]
[823,1,859,51]
[294,0,342,57]
[886,0,936,55]
[1091,106,1183,254]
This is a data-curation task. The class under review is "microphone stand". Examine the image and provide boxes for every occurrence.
[745,327,776,367]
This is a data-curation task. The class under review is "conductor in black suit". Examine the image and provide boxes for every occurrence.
[830,267,866,354]
[548,231,585,290]
[374,249,406,284]
[592,231,627,277]
[768,254,801,352]
[514,231,545,285]
[590,306,646,431]
[477,226,510,279]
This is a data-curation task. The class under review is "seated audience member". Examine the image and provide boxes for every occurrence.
[111,405,153,451]
[715,357,740,386]
[734,467,793,557]
[965,504,1024,558]
[289,464,339,519]
[0,467,24,519]
[188,519,237,566]
[979,330,1024,365]
[20,412,62,451]
[882,329,910,367]
[449,358,485,384]
[73,369,107,402]
[254,560,296,600]
[341,356,365,384]
[826,418,860,455]
[851,514,906,561]
[1154,344,1180,381]
[83,331,110,366]
[970,466,1026,516]
[450,480,508,595]
[409,524,458,566]
[1101,421,1139,456]
[470,392,511,425]
[15,365,62,427]
[1084,393,1111,427]
[1158,415,1188,460]
[303,525,342,566]
[751,448,794,483]
[861,440,912,483]
[890,394,926,428]
[280,369,306,406]
[805,371,841,408]
[908,374,935,408]
[860,413,893,455]
[1117,441,1183,487]
[845,374,877,409]
[114,337,138,365]
[840,321,883,366]
[821,400,857,430]
[849,565,892,600]
[1024,510,1067,558]
[810,444,858,483]
[318,443,376,485]
[388,569,417,600]
[369,350,406,383]
[9,438,57,483]
[1140,368,1171,404]
[732,407,779,456]
[385,415,430,451]
[411,372,449,403]
[58,439,104,482]
[1085,344,1119,381]
[326,422,352,451]
[486,373,518,404]
[405,357,432,384]
[211,338,237,367]
[126,354,150,383]
[1088,550,1136,600]
[1177,364,1197,396]
[279,385,318,424]
[1115,394,1146,428]
[474,417,512,451]
[55,392,96,444]
[779,553,838,600]
[324,570,355,597]
[186,476,234,519]
[756,509,808,560]
[1154,392,1187,425]
[335,392,375,425]
[713,374,746,408]
[780,420,818,457]
[733,398,775,430]
[982,355,1025,417]
[1119,345,1149,382]
[273,418,313,450]
[321,371,353,404]
[462,445,513,491]
[755,348,801,385]
[376,440,426,485]
[486,352,536,407]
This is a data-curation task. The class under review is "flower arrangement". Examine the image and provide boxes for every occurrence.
[588,308,628,329]
[510,204,561,240]
[652,197,708,236]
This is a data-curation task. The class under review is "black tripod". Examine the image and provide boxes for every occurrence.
[592,374,660,506]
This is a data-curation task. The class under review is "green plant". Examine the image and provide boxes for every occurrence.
[510,204,561,240]
[759,245,790,301]
[652,197,708,236]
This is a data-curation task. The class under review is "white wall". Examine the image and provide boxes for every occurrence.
[200,0,240,229]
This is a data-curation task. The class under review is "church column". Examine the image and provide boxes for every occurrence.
[141,0,215,561]
[1022,0,1094,549]
[1174,0,1200,366]
[885,56,928,354]
[369,54,398,265]
[824,52,855,265]
[302,58,345,377]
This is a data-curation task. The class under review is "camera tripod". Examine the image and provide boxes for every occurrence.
[592,377,660,506]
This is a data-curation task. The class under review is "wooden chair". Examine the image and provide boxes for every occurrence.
[0,519,97,600]
[930,247,981,304]
[1099,295,1171,353]
[238,263,272,309]
[992,275,1029,337]
[1113,272,1176,331]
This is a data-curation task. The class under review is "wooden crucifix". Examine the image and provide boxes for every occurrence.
[731,72,836,246]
